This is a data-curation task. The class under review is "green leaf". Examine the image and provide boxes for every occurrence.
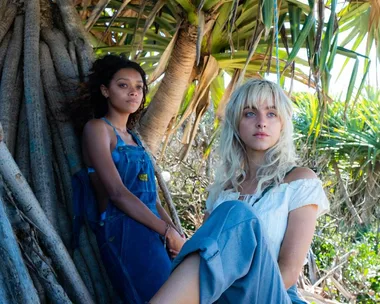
[285,8,315,68]
[262,0,274,38]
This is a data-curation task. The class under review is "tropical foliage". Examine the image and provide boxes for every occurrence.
[292,88,380,302]
[162,87,380,302]
[76,0,380,155]
[294,87,380,225]
[0,0,379,302]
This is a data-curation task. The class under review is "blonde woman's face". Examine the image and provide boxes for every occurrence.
[238,101,282,153]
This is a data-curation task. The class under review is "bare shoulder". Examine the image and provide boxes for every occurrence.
[84,118,106,132]
[83,119,109,139]
[284,167,318,183]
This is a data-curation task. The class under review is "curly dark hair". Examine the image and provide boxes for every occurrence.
[69,54,148,133]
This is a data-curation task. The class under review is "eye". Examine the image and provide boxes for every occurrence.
[244,111,255,118]
[118,83,128,88]
[268,112,277,117]
[136,85,143,90]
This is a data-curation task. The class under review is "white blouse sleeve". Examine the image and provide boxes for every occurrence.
[288,179,330,217]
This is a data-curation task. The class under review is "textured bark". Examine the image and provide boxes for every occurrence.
[77,227,110,303]
[0,0,7,18]
[4,191,71,304]
[0,123,94,304]
[47,110,73,250]
[139,26,197,155]
[15,102,31,183]
[68,41,79,78]
[55,0,94,77]
[0,2,17,44]
[40,42,82,175]
[29,271,47,304]
[24,1,60,227]
[0,68,23,155]
[85,223,115,298]
[0,272,11,304]
[0,196,40,304]
[41,28,79,97]
[73,251,96,300]
[0,30,11,75]
[23,235,73,304]
[0,16,24,155]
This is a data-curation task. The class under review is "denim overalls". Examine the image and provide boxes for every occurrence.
[72,118,171,304]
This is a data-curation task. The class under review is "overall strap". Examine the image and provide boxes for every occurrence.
[101,117,125,147]
[101,117,118,135]
[251,166,298,206]
[129,131,143,147]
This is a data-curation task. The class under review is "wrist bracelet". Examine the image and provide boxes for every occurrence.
[163,224,171,249]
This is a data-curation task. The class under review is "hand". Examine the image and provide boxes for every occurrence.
[166,227,185,258]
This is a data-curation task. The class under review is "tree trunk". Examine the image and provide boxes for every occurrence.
[0,15,23,155]
[0,1,185,302]
[138,25,197,155]
[0,123,94,304]
[0,2,16,44]
[0,194,39,304]
[0,30,11,76]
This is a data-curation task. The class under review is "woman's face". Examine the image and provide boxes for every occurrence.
[238,100,282,153]
[101,68,144,114]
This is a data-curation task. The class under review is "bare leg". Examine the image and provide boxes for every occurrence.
[149,253,200,304]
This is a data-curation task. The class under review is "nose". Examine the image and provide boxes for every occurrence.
[256,114,267,129]
[129,89,138,96]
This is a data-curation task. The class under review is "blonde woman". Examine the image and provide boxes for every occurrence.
[149,79,329,304]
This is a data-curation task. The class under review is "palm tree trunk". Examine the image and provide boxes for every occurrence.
[138,25,197,155]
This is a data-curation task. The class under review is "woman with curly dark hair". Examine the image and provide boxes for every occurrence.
[71,54,184,304]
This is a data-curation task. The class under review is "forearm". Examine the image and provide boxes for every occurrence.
[278,262,300,289]
[156,202,175,226]
[110,190,167,235]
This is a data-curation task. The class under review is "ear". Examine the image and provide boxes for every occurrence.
[100,84,109,98]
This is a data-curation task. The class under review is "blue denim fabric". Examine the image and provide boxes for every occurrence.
[172,201,305,304]
[287,285,307,304]
[72,128,171,304]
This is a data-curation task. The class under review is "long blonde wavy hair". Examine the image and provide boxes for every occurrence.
[207,79,297,209]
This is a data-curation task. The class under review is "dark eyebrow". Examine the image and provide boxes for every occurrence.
[243,105,276,110]
[116,78,143,83]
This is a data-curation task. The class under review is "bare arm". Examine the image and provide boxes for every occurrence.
[156,201,175,227]
[278,167,319,289]
[278,204,318,289]
[83,120,169,236]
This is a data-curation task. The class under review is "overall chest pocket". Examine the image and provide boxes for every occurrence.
[116,146,156,194]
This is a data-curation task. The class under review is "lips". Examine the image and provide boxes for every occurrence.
[253,132,269,137]
[126,99,140,104]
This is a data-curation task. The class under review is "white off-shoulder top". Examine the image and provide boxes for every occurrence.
[206,179,330,260]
